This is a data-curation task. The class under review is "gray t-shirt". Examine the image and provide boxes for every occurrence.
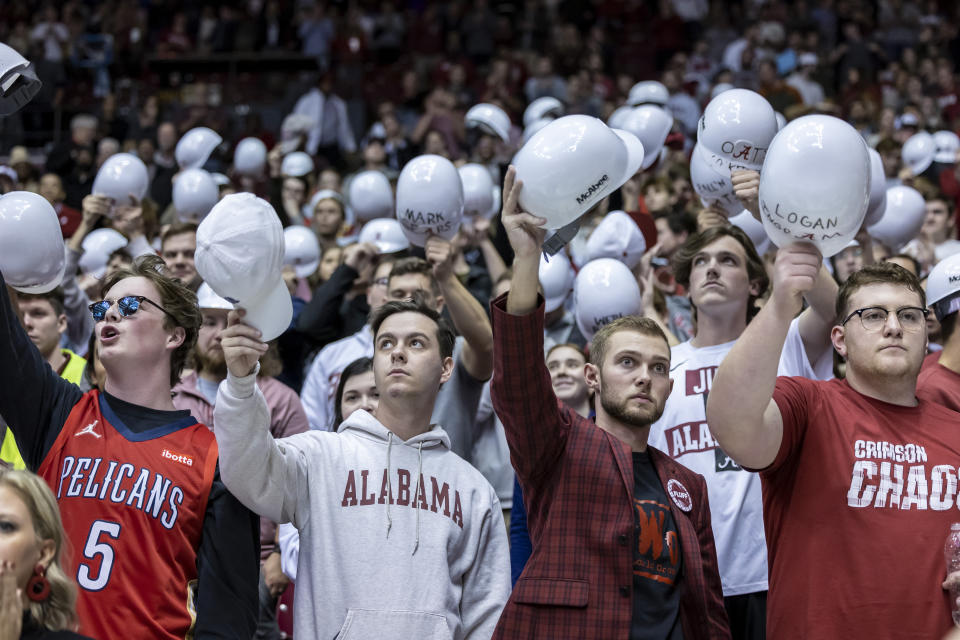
[431,337,485,461]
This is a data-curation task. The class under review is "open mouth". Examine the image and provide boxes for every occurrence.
[100,325,120,343]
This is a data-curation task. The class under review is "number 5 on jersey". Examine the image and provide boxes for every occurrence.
[77,520,121,591]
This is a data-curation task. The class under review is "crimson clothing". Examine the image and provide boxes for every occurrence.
[54,202,81,238]
[918,360,960,412]
[490,294,729,640]
[766,376,960,639]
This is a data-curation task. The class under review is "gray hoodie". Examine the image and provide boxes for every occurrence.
[214,368,510,639]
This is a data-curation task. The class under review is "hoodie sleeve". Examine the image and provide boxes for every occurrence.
[214,366,316,528]
[61,246,94,355]
[460,493,510,639]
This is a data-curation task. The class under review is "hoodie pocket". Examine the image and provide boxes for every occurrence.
[512,577,589,607]
[333,609,452,640]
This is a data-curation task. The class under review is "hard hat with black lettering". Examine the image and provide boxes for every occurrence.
[573,258,642,341]
[926,252,960,321]
[395,155,463,246]
[697,88,778,172]
[690,142,743,217]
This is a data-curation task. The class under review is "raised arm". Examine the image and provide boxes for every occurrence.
[796,263,839,368]
[705,242,821,469]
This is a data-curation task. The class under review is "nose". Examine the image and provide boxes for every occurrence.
[634,364,653,387]
[390,344,407,363]
[360,396,378,413]
[104,301,122,323]
[882,312,904,337]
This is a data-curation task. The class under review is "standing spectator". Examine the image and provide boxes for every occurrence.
[786,53,826,105]
[291,71,357,169]
[151,122,178,212]
[45,114,98,183]
[298,3,335,69]
[30,5,69,63]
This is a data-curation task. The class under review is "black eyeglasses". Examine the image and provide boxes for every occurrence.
[89,295,178,324]
[841,306,929,332]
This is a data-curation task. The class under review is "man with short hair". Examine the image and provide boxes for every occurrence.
[905,195,960,269]
[161,222,201,290]
[38,172,81,238]
[706,256,960,638]
[213,297,510,638]
[492,166,729,638]
[0,254,259,639]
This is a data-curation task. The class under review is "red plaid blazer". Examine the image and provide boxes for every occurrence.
[490,296,730,639]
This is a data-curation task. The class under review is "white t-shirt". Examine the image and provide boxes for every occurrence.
[30,22,68,62]
[647,318,832,596]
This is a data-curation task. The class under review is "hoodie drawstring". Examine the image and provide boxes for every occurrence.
[385,432,393,536]
[412,442,423,556]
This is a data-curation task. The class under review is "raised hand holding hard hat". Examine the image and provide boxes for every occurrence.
[513,115,644,254]
[172,168,219,224]
[758,114,870,257]
[627,80,669,107]
[234,137,268,177]
[697,88,778,172]
[281,151,314,178]
[866,185,926,251]
[195,193,292,341]
[78,228,128,279]
[926,252,960,321]
[396,154,463,246]
[621,106,673,170]
[175,126,222,170]
[573,258,642,341]
[865,147,887,226]
[539,251,575,313]
[901,131,936,175]
[523,97,564,127]
[92,153,149,210]
[358,218,410,254]
[584,210,647,269]
[0,191,65,293]
[465,103,511,142]
[347,170,393,222]
[934,130,960,164]
[458,164,495,219]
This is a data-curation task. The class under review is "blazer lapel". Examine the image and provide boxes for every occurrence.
[605,431,635,501]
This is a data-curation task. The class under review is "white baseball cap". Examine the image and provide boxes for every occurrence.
[307,189,354,227]
[195,193,292,341]
[281,151,314,178]
[347,170,393,222]
[690,142,743,217]
[358,218,410,254]
[514,115,645,230]
[584,210,647,269]
[926,252,960,320]
[175,127,222,170]
[234,137,267,176]
[698,88,778,171]
[0,191,65,293]
[79,228,128,279]
[458,164,496,218]
[759,114,870,257]
[196,282,233,311]
[867,185,926,251]
[865,147,887,226]
[539,252,575,313]
[934,130,960,164]
[523,97,564,127]
[283,226,321,278]
[465,103,511,142]
[627,80,669,107]
[173,169,219,224]
[901,131,936,175]
[92,153,149,206]
[396,154,464,245]
[620,106,672,171]
[573,258,642,341]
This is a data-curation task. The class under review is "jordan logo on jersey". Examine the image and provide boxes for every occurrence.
[74,421,102,439]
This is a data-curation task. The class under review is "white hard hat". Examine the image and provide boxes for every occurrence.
[867,185,926,251]
[934,130,960,164]
[901,131,936,175]
[211,172,231,187]
[0,191,65,293]
[465,103,511,142]
[711,83,735,99]
[627,80,669,107]
[458,164,496,218]
[539,251,575,313]
[523,97,564,127]
[79,228,128,279]
[573,258,642,341]
[865,147,887,226]
[697,88,778,171]
[307,189,354,227]
[729,210,771,255]
[620,106,672,171]
[584,210,647,269]
[358,218,410,254]
[283,225,321,278]
[523,117,553,143]
[775,112,787,130]
[690,143,742,216]
[0,43,41,116]
[173,169,219,224]
[92,153,149,207]
[234,137,267,176]
[759,114,870,257]
[396,154,463,245]
[196,282,233,311]
[514,115,645,230]
[281,151,314,178]
[347,170,393,222]
[175,127,222,170]
[607,105,633,129]
[926,252,960,320]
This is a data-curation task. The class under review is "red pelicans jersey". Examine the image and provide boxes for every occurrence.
[38,391,218,639]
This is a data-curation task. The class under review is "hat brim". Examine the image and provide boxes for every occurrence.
[611,129,646,187]
[935,151,957,164]
[11,260,66,294]
[236,278,293,342]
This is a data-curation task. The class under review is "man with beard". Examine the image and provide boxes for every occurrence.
[490,167,729,639]
[172,283,308,639]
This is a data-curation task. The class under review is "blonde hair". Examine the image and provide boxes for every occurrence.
[0,470,77,631]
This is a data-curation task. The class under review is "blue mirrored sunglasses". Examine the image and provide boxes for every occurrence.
[88,295,178,324]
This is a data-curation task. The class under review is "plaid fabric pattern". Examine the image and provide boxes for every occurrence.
[490,294,730,639]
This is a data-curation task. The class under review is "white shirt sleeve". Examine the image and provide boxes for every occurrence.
[277,522,299,581]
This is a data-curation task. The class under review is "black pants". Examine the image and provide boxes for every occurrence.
[724,591,766,640]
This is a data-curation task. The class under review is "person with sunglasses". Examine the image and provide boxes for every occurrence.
[0,255,259,639]
[706,251,960,639]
